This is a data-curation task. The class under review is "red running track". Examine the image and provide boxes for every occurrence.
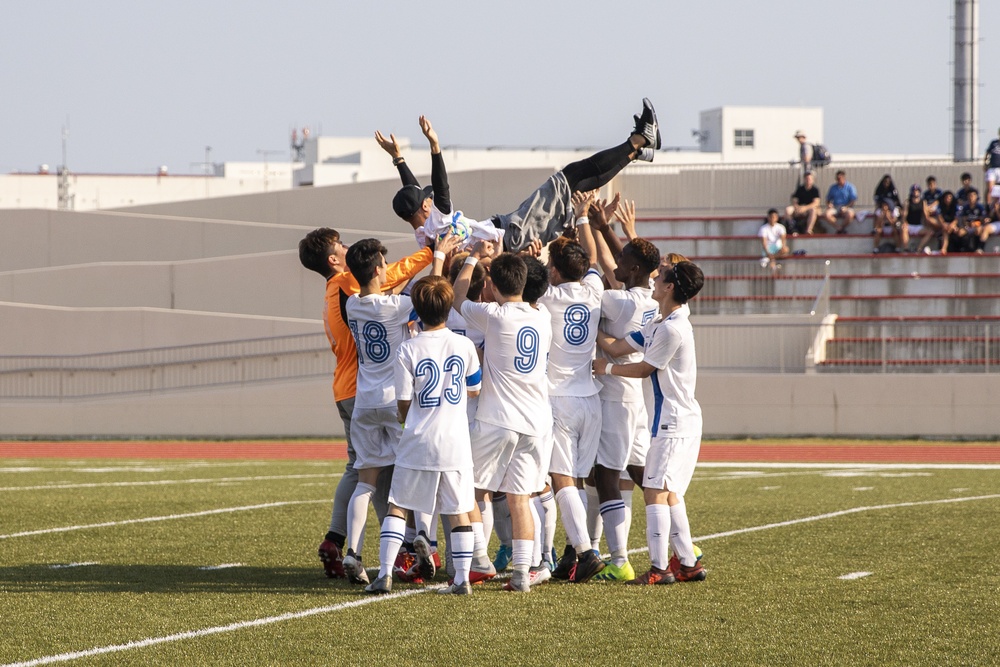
[1,441,999,464]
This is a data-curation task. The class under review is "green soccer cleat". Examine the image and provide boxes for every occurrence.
[593,560,636,582]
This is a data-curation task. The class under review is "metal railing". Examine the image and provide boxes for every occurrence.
[0,333,332,399]
[690,258,832,316]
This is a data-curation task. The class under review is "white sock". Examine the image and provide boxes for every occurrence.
[478,499,494,548]
[530,496,543,567]
[404,523,417,547]
[471,521,489,559]
[414,511,433,541]
[512,538,533,573]
[585,485,603,550]
[346,482,375,554]
[669,497,697,567]
[555,487,591,555]
[600,499,629,566]
[646,504,672,571]
[450,527,474,585]
[540,490,557,560]
[378,515,405,579]
[621,488,634,552]
[493,495,512,546]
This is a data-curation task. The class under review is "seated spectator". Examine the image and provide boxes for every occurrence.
[958,189,988,254]
[823,170,857,233]
[784,171,821,235]
[956,172,974,206]
[925,191,960,255]
[872,198,902,253]
[984,127,1000,207]
[922,176,942,219]
[870,174,901,247]
[977,199,1000,253]
[759,208,791,269]
[902,185,932,253]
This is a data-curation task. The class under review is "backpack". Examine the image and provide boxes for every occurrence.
[812,143,831,167]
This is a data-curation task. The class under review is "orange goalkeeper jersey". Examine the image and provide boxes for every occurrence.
[324,247,432,402]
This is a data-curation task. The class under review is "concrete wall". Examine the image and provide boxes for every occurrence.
[1,373,995,439]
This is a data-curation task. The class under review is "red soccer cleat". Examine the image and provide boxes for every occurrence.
[626,566,677,586]
[318,539,345,579]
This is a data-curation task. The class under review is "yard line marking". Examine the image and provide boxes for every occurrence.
[0,500,328,540]
[852,487,874,491]
[48,562,98,569]
[838,571,873,580]
[7,493,998,667]
[198,564,243,571]
[0,587,435,667]
[759,486,781,490]
[0,473,343,492]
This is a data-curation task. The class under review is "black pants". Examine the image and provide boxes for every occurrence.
[561,141,635,193]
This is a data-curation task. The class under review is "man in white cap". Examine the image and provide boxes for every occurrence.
[794,130,813,174]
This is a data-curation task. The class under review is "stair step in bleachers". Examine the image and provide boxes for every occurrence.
[693,294,1000,317]
[704,274,1000,298]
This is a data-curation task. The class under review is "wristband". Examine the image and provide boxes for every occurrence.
[464,256,479,267]
[392,157,405,166]
[575,216,590,227]
[433,251,446,261]
[605,362,614,376]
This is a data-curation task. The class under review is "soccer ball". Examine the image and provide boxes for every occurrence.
[438,211,472,245]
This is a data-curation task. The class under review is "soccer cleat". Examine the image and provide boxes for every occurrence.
[528,564,551,586]
[668,544,704,577]
[432,550,442,570]
[342,550,370,585]
[438,581,473,595]
[570,550,606,583]
[469,559,497,584]
[635,147,654,162]
[627,566,676,586]
[413,532,437,580]
[318,539,345,579]
[593,560,636,582]
[364,573,392,595]
[632,98,660,149]
[551,545,577,580]
[674,562,707,583]
[492,544,513,572]
[502,569,531,592]
[394,551,420,583]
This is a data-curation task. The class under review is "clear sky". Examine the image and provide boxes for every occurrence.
[1,0,995,174]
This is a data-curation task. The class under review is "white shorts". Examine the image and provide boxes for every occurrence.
[986,168,1000,184]
[643,434,702,496]
[350,406,401,469]
[628,418,651,468]
[906,224,924,235]
[549,394,602,478]
[596,400,647,471]
[470,420,552,495]
[985,222,1000,235]
[389,466,474,516]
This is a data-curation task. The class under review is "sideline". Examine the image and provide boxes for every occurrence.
[0,500,328,540]
[5,492,999,667]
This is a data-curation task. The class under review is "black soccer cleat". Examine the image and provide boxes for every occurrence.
[552,545,577,580]
[570,549,606,583]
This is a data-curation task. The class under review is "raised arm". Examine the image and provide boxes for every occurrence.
[452,240,494,312]
[384,247,433,290]
[420,116,452,215]
[615,198,638,242]
[431,233,460,276]
[375,130,419,187]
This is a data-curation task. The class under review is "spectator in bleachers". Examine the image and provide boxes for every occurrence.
[903,185,931,254]
[794,130,812,173]
[823,170,857,234]
[872,198,902,254]
[784,171,821,235]
[956,172,974,206]
[957,189,988,254]
[924,190,960,255]
[871,174,901,249]
[983,127,1000,206]
[759,208,790,269]
[922,176,942,216]
[977,199,1000,253]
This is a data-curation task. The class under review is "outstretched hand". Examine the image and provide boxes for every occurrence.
[374,130,402,159]
[472,239,495,259]
[572,190,597,219]
[419,115,440,152]
[588,201,610,232]
[616,199,638,240]
[435,232,461,257]
[520,238,543,258]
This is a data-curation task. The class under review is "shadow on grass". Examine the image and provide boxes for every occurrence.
[0,564,364,595]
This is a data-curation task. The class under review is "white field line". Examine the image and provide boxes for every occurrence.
[838,571,873,580]
[48,562,98,569]
[198,564,243,571]
[0,500,328,540]
[6,492,999,667]
[0,473,342,493]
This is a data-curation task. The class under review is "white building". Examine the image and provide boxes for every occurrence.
[698,106,824,163]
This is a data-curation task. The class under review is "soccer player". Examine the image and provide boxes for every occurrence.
[340,236,456,584]
[365,275,483,595]
[593,261,708,585]
[382,100,660,253]
[539,192,607,583]
[452,244,553,592]
[298,227,433,579]
[582,202,661,582]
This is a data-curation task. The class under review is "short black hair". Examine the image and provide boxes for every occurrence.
[345,238,387,286]
[449,252,487,301]
[926,175,937,184]
[548,237,589,282]
[298,228,340,277]
[664,260,704,304]
[489,253,527,298]
[961,172,972,181]
[623,238,660,274]
[835,170,846,177]
[522,256,549,304]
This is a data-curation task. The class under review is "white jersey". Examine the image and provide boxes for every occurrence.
[627,306,702,438]
[346,293,414,409]
[539,270,603,397]
[394,328,482,471]
[461,300,552,437]
[446,309,486,351]
[598,286,658,403]
[758,222,786,249]
[414,203,503,250]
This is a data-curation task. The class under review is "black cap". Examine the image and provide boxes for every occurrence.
[392,184,433,219]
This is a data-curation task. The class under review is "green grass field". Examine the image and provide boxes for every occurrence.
[1,456,998,666]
